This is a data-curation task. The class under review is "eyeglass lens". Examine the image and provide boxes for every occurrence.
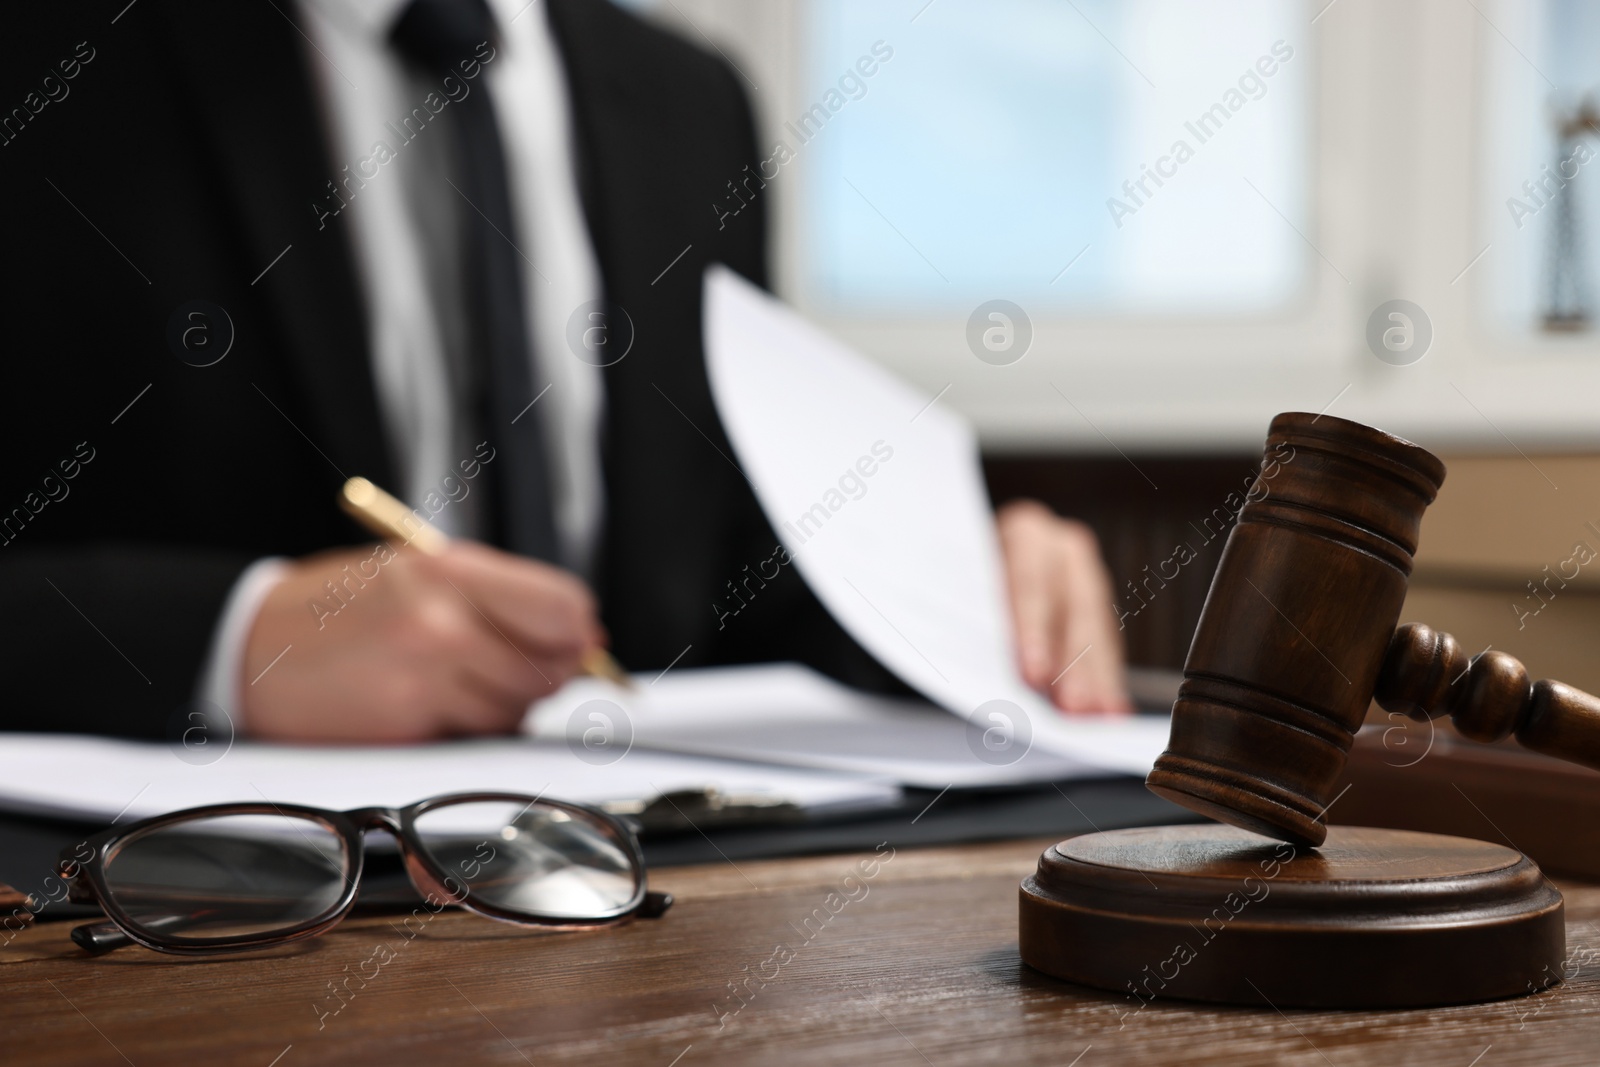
[412,800,640,919]
[102,813,349,943]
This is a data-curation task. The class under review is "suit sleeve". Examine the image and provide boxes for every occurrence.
[0,546,256,739]
[0,5,375,740]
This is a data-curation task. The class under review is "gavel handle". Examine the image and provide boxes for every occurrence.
[1374,622,1600,771]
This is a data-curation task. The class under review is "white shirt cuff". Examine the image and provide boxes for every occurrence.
[195,557,291,736]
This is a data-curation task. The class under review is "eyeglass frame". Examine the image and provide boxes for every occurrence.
[58,791,672,956]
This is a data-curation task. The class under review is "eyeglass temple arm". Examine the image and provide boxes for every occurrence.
[63,869,217,954]
[71,911,210,955]
[69,920,132,955]
[60,866,130,954]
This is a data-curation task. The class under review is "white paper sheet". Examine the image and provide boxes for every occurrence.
[0,734,901,824]
[705,267,1131,754]
[528,664,1172,789]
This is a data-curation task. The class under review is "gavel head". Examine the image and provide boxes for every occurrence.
[1146,412,1447,847]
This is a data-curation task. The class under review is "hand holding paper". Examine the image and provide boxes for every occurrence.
[703,266,1133,731]
[997,501,1133,713]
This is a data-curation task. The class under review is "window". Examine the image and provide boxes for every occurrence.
[799,0,1312,315]
[1480,0,1600,336]
[629,1,1600,448]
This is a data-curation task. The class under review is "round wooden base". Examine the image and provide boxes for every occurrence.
[1019,825,1565,1008]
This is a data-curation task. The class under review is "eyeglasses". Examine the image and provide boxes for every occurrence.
[57,792,671,956]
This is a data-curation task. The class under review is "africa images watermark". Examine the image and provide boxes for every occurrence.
[710,843,895,1030]
[310,442,496,630]
[967,300,1032,366]
[310,854,493,1031]
[0,440,96,549]
[712,40,895,232]
[311,41,497,230]
[1507,140,1597,231]
[1113,439,1295,630]
[1516,944,1600,1029]
[1365,299,1432,366]
[1,38,96,148]
[712,541,793,631]
[1106,39,1296,229]
[168,300,235,367]
[1,840,94,947]
[966,699,1032,766]
[779,440,895,547]
[1113,838,1301,1030]
[714,439,894,629]
[1512,521,1600,631]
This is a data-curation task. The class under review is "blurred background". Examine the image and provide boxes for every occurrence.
[621,0,1600,690]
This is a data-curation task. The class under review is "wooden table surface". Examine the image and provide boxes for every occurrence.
[4,835,1598,1066]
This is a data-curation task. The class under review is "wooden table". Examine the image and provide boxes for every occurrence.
[4,836,1597,1066]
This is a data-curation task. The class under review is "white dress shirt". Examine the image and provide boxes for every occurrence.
[197,0,606,728]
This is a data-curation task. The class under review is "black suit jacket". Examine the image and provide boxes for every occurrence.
[0,0,894,738]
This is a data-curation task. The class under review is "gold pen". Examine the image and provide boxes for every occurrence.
[338,476,635,690]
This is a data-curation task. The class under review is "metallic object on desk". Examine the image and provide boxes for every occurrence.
[603,787,806,834]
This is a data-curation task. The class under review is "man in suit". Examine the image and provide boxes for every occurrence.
[0,0,1128,742]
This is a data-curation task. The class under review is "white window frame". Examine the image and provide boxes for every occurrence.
[648,0,1600,456]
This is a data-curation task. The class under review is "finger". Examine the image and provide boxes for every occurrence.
[465,597,590,693]
[454,619,562,705]
[451,643,595,735]
[470,634,587,705]
[1053,639,1133,714]
[997,503,1064,688]
[1051,524,1133,714]
[1053,612,1131,713]
[428,547,598,662]
[435,672,528,737]
[381,588,579,720]
[434,542,597,654]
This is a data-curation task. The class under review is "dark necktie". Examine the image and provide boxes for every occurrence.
[392,0,562,564]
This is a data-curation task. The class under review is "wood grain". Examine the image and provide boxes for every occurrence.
[1149,412,1448,847]
[1336,721,1600,881]
[1149,412,1600,848]
[3,836,1599,1066]
[1021,826,1564,1007]
[1375,622,1600,772]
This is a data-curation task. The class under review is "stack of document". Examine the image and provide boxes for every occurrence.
[528,664,1170,791]
[0,663,1169,828]
[0,731,903,826]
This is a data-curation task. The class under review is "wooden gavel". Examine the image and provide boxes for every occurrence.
[1148,411,1600,847]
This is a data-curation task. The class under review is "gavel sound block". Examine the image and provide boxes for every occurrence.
[1020,412,1580,1008]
